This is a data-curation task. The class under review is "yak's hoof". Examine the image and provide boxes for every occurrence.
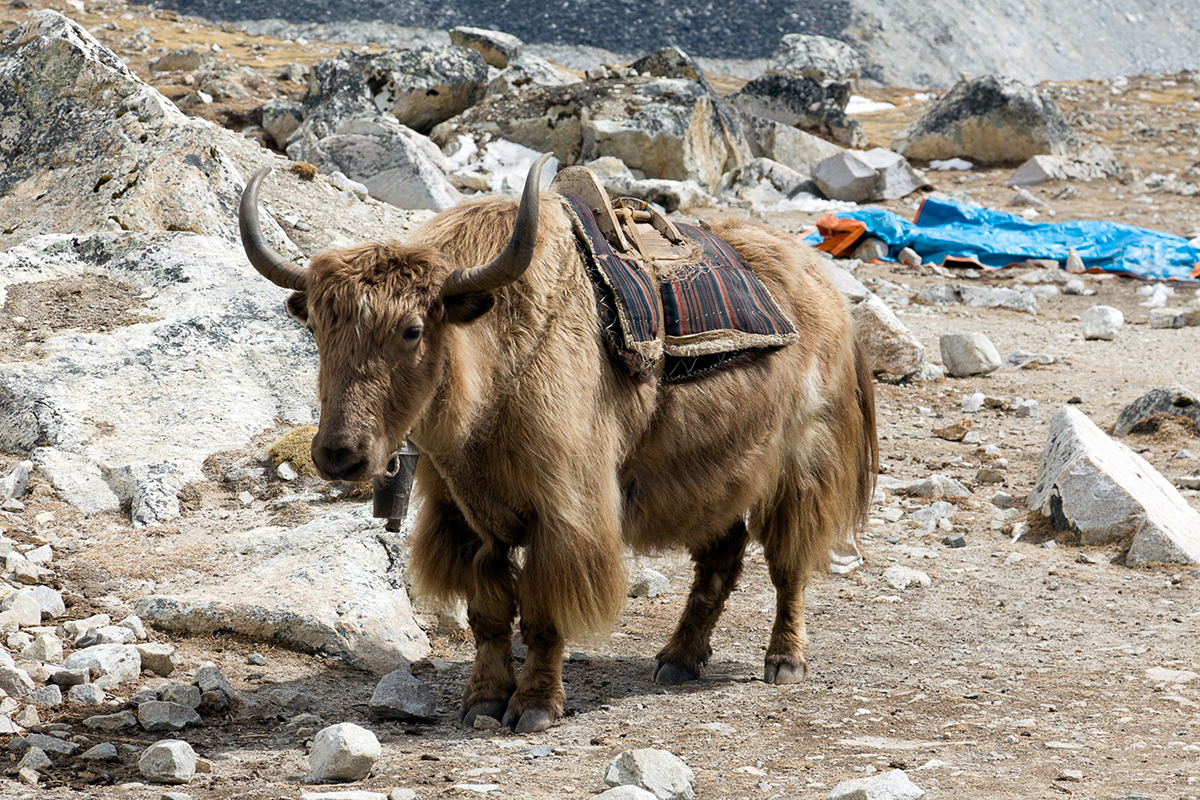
[763,659,806,685]
[653,661,699,685]
[501,705,554,733]
[460,699,507,727]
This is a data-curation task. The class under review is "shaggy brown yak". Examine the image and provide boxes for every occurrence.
[239,154,877,733]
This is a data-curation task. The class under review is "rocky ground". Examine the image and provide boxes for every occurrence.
[2,1,1200,799]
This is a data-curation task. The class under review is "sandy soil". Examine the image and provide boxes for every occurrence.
[2,1,1199,798]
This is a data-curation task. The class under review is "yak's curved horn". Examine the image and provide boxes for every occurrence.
[440,153,553,298]
[239,167,308,292]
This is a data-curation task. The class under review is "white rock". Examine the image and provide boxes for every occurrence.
[62,614,111,638]
[594,788,661,800]
[1145,667,1199,684]
[882,566,932,591]
[309,722,381,782]
[0,461,32,501]
[1004,154,1067,187]
[2,591,42,628]
[118,615,147,640]
[849,294,926,379]
[961,391,985,413]
[1149,307,1187,329]
[300,792,389,800]
[939,332,1001,377]
[138,739,197,784]
[63,644,141,689]
[1028,406,1200,564]
[605,749,695,800]
[22,633,63,663]
[629,568,670,598]
[827,768,925,800]
[76,625,138,647]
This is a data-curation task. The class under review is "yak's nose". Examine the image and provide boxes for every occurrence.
[312,442,370,482]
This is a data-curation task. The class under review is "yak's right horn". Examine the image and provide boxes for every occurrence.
[239,167,308,292]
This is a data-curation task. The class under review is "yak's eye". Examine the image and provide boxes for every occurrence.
[401,322,424,344]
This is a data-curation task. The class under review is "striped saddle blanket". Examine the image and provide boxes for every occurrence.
[562,195,799,383]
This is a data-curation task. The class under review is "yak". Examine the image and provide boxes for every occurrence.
[239,154,877,733]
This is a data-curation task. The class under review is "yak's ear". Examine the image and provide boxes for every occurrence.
[443,291,495,325]
[286,292,309,325]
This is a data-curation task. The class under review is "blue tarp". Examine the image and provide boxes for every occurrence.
[803,197,1200,280]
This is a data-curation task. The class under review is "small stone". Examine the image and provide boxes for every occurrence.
[1065,247,1085,273]
[827,768,925,800]
[138,739,198,784]
[118,615,147,640]
[76,624,137,648]
[604,748,695,800]
[1081,305,1123,340]
[931,418,972,442]
[133,688,160,704]
[276,461,299,482]
[161,792,195,800]
[628,568,671,598]
[14,705,39,728]
[82,742,119,761]
[24,545,52,566]
[853,237,890,262]
[247,653,266,666]
[1173,449,1198,460]
[975,468,1005,484]
[135,643,177,677]
[299,792,388,800]
[940,332,1002,377]
[28,684,62,707]
[473,714,501,731]
[2,591,43,627]
[138,701,203,732]
[1176,475,1200,490]
[64,644,141,689]
[269,687,312,712]
[0,664,35,697]
[883,566,932,591]
[368,670,437,721]
[17,766,39,785]
[942,534,967,548]
[62,614,111,639]
[1062,279,1086,295]
[1056,769,1084,782]
[194,662,239,706]
[49,668,88,688]
[160,684,201,709]
[1015,399,1039,418]
[594,788,660,800]
[68,683,107,704]
[83,710,139,731]
[961,391,985,413]
[897,247,921,267]
[309,722,381,782]
[26,733,78,756]
[911,363,943,382]
[17,745,53,772]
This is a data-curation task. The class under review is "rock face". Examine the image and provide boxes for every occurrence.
[288,59,462,210]
[1029,406,1200,564]
[892,75,1080,163]
[742,114,845,178]
[767,33,864,82]
[604,749,695,800]
[0,12,252,248]
[1113,385,1200,437]
[137,505,430,672]
[436,77,748,192]
[726,74,866,148]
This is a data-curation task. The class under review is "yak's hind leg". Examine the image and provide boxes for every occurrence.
[410,489,517,726]
[653,519,750,684]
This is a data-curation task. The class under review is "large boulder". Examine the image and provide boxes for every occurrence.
[449,26,523,69]
[0,11,250,248]
[434,77,749,193]
[1112,385,1200,437]
[357,46,489,134]
[766,33,864,83]
[726,73,866,148]
[137,505,430,672]
[892,75,1080,164]
[288,59,461,210]
[487,53,580,97]
[742,114,845,178]
[1029,406,1200,564]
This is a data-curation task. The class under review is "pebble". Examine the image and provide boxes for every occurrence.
[26,733,78,756]
[1081,305,1123,340]
[194,662,240,706]
[828,769,925,800]
[309,723,381,782]
[118,615,147,640]
[368,669,437,721]
[942,533,967,548]
[594,787,660,800]
[883,566,932,590]
[1065,247,1086,273]
[473,715,501,731]
[628,567,670,598]
[0,664,35,697]
[1056,769,1084,782]
[604,748,695,800]
[76,624,138,648]
[62,614,111,639]
[1062,278,1087,295]
[299,792,389,800]
[975,467,1005,484]
[1149,307,1187,329]
[1014,399,1039,418]
[1173,449,1198,460]
[161,793,194,800]
[940,332,1002,377]
[897,247,921,267]
[139,739,198,784]
[17,767,39,785]
[961,391,985,413]
[1003,553,1025,565]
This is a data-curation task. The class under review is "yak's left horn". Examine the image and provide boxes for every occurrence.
[440,153,553,298]
[239,167,308,292]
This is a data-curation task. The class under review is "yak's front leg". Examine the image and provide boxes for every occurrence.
[501,609,564,733]
[460,537,519,726]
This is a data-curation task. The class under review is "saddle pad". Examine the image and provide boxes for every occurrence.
[562,195,799,382]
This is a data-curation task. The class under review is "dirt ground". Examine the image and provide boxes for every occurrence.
[2,1,1200,798]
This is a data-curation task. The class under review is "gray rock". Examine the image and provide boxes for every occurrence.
[716,157,813,208]
[49,668,88,688]
[247,653,267,666]
[2,591,42,627]
[0,460,31,501]
[827,768,925,800]
[628,568,671,599]
[62,614,112,639]
[309,722,382,782]
[883,566,932,591]
[812,151,879,202]
[954,285,1039,314]
[105,464,182,528]
[767,34,864,83]
[150,49,205,72]
[1081,305,1123,340]
[1149,308,1188,329]
[1062,279,1087,295]
[940,332,1002,377]
[857,148,931,200]
[68,683,107,704]
[27,586,65,620]
[604,749,695,800]
[137,506,430,673]
[893,75,1079,163]
[358,46,489,134]
[162,793,195,800]
[160,683,201,709]
[118,615,147,640]
[741,114,844,178]
[849,294,926,380]
[449,25,523,69]
[28,684,62,707]
[25,733,78,756]
[269,687,312,712]
[1029,406,1200,564]
[1113,385,1200,437]
[881,474,972,501]
[139,701,203,732]
[368,669,437,721]
[135,643,178,677]
[897,247,922,267]
[17,745,52,773]
[487,53,580,96]
[909,501,958,535]
[81,742,119,761]
[0,664,34,697]
[83,710,139,730]
[299,792,389,800]
[727,73,865,148]
[76,625,138,648]
[194,663,241,705]
[630,46,714,92]
[138,739,197,785]
[63,644,141,689]
[261,97,305,147]
[1005,146,1125,186]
